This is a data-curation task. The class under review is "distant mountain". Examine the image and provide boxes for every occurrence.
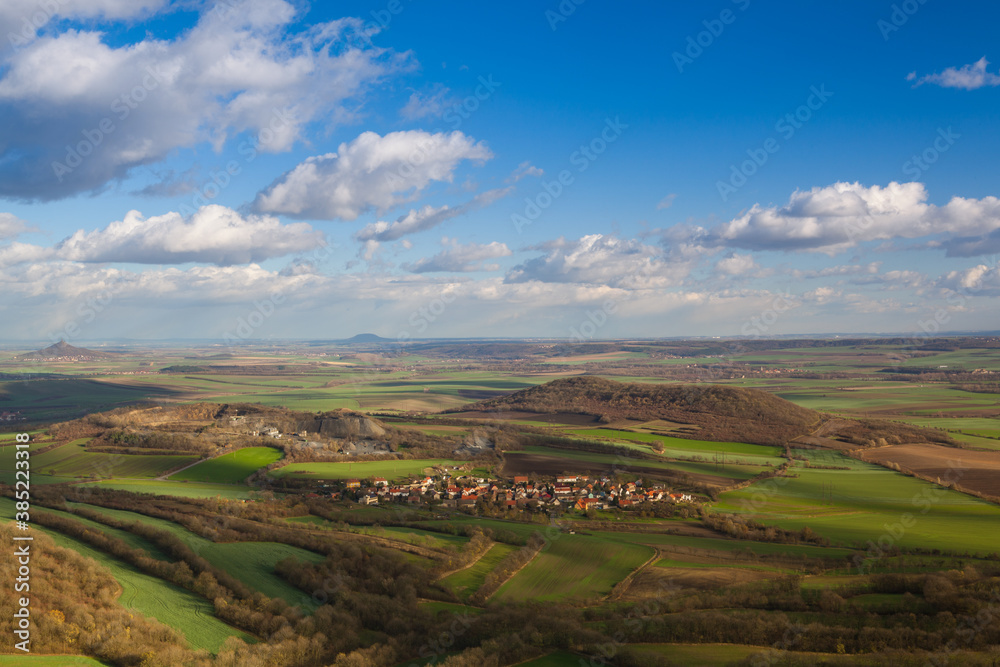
[17,340,116,360]
[341,333,393,344]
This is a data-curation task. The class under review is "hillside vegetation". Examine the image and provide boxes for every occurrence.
[458,377,821,445]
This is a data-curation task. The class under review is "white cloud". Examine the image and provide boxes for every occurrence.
[911,57,1000,90]
[506,234,687,289]
[938,264,1000,296]
[0,0,168,51]
[699,182,1000,255]
[507,161,544,183]
[715,253,757,276]
[657,193,677,210]
[0,213,31,239]
[354,187,512,243]
[54,205,324,265]
[254,130,492,220]
[404,239,511,273]
[0,2,408,200]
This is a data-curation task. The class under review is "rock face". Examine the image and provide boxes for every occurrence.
[300,415,387,439]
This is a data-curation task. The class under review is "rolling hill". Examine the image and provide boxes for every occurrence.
[454,376,822,445]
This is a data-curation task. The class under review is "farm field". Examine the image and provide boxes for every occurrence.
[501,445,769,486]
[858,443,1000,497]
[440,543,518,601]
[77,479,261,499]
[715,456,1000,554]
[28,439,196,479]
[494,533,653,603]
[271,458,464,481]
[169,446,283,483]
[38,526,250,652]
[0,498,171,561]
[65,502,326,610]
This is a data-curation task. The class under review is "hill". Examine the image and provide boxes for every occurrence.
[17,340,116,360]
[341,333,392,344]
[454,376,821,445]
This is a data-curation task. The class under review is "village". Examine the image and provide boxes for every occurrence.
[312,468,696,514]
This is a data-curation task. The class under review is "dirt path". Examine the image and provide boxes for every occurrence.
[605,548,662,602]
[155,456,210,481]
[435,539,494,581]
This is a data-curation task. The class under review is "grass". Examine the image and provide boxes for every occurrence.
[76,479,262,499]
[37,525,250,653]
[271,458,464,481]
[440,543,518,600]
[519,445,770,481]
[169,446,283,484]
[26,440,196,479]
[0,498,170,561]
[65,502,326,610]
[494,533,654,603]
[714,454,1000,555]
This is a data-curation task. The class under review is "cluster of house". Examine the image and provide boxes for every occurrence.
[327,471,695,511]
[0,410,24,422]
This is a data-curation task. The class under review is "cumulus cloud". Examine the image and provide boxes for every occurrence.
[404,239,511,273]
[506,234,687,289]
[0,213,32,239]
[354,187,512,243]
[0,0,168,53]
[54,205,324,265]
[693,182,1000,255]
[910,57,1000,90]
[0,1,408,200]
[254,130,492,220]
[715,253,758,276]
[938,264,1000,296]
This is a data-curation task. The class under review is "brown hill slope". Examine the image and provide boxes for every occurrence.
[454,376,821,445]
[17,340,116,360]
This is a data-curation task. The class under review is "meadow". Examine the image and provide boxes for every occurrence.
[270,458,464,481]
[169,446,283,483]
[715,454,1000,554]
[440,543,519,601]
[64,502,326,610]
[78,479,261,499]
[494,533,654,603]
[29,439,196,479]
[39,526,250,652]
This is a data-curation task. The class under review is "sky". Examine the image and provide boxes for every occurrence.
[1,0,999,344]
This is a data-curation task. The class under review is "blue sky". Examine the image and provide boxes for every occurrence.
[1,0,999,343]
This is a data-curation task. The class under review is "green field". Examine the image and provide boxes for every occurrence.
[65,502,325,609]
[26,439,196,479]
[38,526,250,652]
[271,458,464,481]
[494,533,653,603]
[715,455,1000,554]
[77,479,262,499]
[169,446,283,483]
[519,445,770,482]
[440,543,519,600]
